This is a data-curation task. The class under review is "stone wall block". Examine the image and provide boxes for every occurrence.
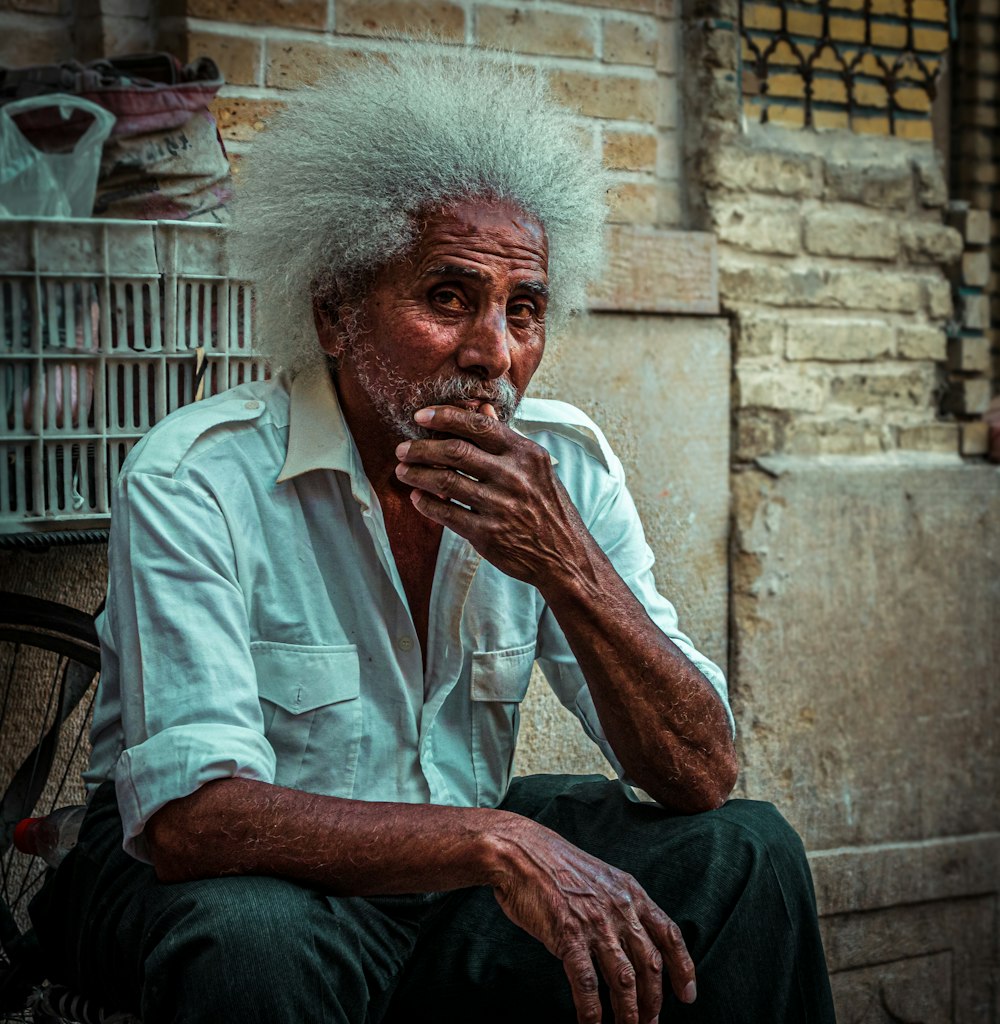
[719,266,950,318]
[828,269,924,313]
[897,324,947,360]
[188,0,326,30]
[713,200,801,255]
[785,319,895,361]
[823,161,913,210]
[947,335,991,373]
[782,418,888,455]
[924,277,954,319]
[737,315,787,357]
[603,15,658,66]
[548,69,657,122]
[602,129,657,171]
[336,0,465,40]
[914,155,948,208]
[590,226,718,313]
[606,181,661,225]
[959,249,991,287]
[897,423,960,453]
[188,29,261,86]
[210,96,286,143]
[0,13,72,63]
[943,376,991,415]
[828,364,939,412]
[707,146,823,198]
[736,409,786,460]
[476,6,598,58]
[961,421,990,455]
[946,205,992,246]
[803,209,900,260]
[265,41,385,89]
[900,222,964,264]
[960,292,990,330]
[737,365,828,412]
[731,463,1000,848]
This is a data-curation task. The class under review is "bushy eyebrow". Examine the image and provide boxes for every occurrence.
[421,263,549,299]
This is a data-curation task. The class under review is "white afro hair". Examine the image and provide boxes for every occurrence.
[229,45,609,376]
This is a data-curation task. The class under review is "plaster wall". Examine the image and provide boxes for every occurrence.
[731,459,1000,1019]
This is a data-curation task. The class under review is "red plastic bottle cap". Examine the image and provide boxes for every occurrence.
[13,817,41,855]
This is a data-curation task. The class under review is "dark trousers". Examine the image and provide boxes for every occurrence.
[31,776,836,1023]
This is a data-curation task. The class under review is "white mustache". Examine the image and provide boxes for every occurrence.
[424,376,520,419]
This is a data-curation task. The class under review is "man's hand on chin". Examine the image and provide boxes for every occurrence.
[393,402,597,592]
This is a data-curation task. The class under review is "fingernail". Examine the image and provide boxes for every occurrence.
[682,981,696,1004]
[394,463,407,477]
[414,408,434,423]
[395,441,410,458]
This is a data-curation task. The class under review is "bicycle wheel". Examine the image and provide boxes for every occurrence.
[0,593,100,1023]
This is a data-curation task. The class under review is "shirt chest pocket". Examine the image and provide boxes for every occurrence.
[251,642,362,796]
[470,642,536,807]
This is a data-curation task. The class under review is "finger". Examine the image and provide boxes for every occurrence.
[408,487,479,537]
[640,907,696,1005]
[482,402,499,420]
[562,948,603,1024]
[593,940,641,1024]
[396,436,496,478]
[619,919,663,1023]
[414,405,511,454]
[395,462,490,509]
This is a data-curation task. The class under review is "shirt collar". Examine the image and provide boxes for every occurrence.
[277,368,354,482]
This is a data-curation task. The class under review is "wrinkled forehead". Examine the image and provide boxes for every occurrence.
[410,197,549,278]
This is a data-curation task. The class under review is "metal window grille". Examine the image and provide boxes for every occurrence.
[741,0,957,134]
[0,219,266,538]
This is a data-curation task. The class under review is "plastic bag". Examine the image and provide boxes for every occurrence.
[0,95,114,217]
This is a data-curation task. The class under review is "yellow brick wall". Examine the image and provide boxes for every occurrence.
[152,0,683,229]
[740,0,951,139]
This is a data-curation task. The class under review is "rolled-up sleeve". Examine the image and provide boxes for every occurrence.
[535,443,734,787]
[106,470,276,862]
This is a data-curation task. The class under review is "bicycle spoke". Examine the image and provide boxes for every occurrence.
[0,642,18,738]
[51,691,96,812]
[22,660,65,820]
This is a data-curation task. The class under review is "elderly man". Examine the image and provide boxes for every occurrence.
[33,49,836,1024]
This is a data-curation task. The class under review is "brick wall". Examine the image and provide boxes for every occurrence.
[153,0,685,230]
[687,0,972,458]
[0,0,156,64]
[951,0,999,401]
[0,0,73,65]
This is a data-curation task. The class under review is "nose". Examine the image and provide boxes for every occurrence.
[455,306,512,380]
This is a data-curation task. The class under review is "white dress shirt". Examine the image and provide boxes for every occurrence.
[85,369,733,862]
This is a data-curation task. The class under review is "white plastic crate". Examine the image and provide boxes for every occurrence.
[0,218,266,535]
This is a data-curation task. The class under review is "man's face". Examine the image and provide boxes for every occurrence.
[323,198,549,441]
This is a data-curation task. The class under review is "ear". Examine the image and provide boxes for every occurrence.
[312,291,348,361]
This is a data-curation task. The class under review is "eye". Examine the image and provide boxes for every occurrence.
[431,287,466,310]
[508,299,539,322]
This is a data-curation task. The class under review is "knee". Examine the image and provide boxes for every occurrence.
[707,799,818,907]
[156,874,321,968]
[141,876,348,1023]
[717,799,807,864]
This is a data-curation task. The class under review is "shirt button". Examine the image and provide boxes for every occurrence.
[397,635,414,653]
[244,400,260,410]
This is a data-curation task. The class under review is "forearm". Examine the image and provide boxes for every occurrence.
[540,539,737,813]
[146,776,523,891]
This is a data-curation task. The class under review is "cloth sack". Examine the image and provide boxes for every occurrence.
[0,53,233,222]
